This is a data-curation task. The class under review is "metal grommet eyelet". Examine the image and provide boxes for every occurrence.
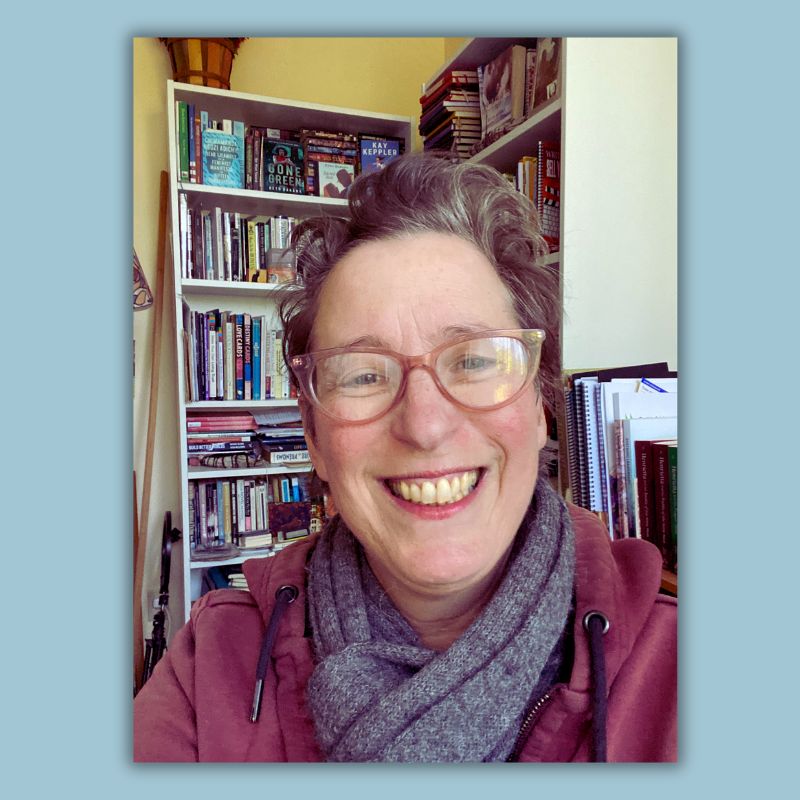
[582,610,610,634]
[276,585,299,603]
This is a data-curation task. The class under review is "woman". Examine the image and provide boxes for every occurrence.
[134,152,676,762]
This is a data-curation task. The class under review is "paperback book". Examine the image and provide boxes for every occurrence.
[358,135,404,176]
[262,137,305,194]
[202,125,245,188]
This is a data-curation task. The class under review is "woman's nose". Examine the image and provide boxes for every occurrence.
[389,366,463,451]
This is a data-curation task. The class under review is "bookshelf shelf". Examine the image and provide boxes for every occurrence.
[188,541,295,570]
[167,80,413,623]
[186,399,299,410]
[181,279,300,298]
[187,463,312,480]
[176,182,349,217]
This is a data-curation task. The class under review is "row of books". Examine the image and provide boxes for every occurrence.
[511,143,561,251]
[178,195,297,283]
[174,101,404,195]
[181,306,295,402]
[563,363,678,572]
[419,38,562,158]
[188,472,323,553]
[186,412,310,470]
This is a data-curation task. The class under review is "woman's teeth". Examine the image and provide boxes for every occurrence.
[388,470,479,506]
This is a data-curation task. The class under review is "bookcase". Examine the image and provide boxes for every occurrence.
[424,38,678,590]
[166,80,413,622]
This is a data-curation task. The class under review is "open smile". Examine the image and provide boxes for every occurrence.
[384,468,483,507]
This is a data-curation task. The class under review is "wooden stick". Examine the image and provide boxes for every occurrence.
[134,170,170,692]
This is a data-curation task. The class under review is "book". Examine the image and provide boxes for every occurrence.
[621,418,677,539]
[202,127,245,188]
[421,69,479,101]
[652,439,678,569]
[358,135,403,176]
[177,101,190,181]
[478,45,527,143]
[317,161,355,198]
[523,46,538,118]
[537,140,561,250]
[532,37,562,110]
[268,449,311,465]
[667,443,678,572]
[262,137,305,194]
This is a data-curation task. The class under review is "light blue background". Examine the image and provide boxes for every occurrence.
[3,1,797,797]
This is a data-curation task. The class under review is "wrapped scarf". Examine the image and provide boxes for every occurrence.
[306,478,575,762]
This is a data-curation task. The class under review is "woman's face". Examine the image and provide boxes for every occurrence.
[303,232,548,600]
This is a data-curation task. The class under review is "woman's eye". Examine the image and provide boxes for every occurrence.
[457,356,493,371]
[342,371,382,388]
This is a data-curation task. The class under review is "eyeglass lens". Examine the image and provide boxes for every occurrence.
[311,335,535,421]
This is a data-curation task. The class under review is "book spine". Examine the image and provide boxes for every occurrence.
[230,480,239,545]
[178,101,190,181]
[216,315,224,400]
[245,128,254,190]
[224,317,235,400]
[178,193,189,278]
[268,328,277,399]
[213,207,223,281]
[198,481,208,549]
[223,212,232,282]
[223,481,233,545]
[667,445,678,572]
[269,450,311,465]
[253,128,262,191]
[236,478,246,540]
[634,440,655,543]
[235,314,244,400]
[243,313,252,401]
[230,212,240,280]
[206,311,217,400]
[252,317,262,401]
[188,103,196,182]
[652,443,672,569]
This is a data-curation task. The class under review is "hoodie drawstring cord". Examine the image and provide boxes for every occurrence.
[583,610,610,762]
[250,585,299,723]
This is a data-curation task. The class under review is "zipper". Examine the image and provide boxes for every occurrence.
[507,692,553,762]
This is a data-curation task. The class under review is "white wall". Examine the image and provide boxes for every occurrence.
[561,37,677,371]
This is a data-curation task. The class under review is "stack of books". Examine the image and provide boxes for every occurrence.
[256,424,309,466]
[186,411,260,470]
[563,363,678,573]
[418,69,481,159]
[300,129,359,197]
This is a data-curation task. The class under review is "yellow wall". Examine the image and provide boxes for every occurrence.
[132,37,446,641]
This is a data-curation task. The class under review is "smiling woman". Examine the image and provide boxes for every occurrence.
[134,152,677,763]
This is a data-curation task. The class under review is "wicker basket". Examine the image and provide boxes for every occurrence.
[161,38,244,90]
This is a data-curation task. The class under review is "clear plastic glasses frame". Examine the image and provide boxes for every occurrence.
[288,328,545,424]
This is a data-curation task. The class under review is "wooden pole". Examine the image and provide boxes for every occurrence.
[134,170,170,693]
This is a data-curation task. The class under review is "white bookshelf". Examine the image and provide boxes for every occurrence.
[424,37,677,372]
[166,80,414,622]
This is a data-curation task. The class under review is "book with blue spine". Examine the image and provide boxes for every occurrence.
[252,317,262,400]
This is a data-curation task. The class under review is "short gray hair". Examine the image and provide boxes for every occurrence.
[280,151,561,412]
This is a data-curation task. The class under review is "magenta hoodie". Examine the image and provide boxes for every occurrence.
[134,504,676,762]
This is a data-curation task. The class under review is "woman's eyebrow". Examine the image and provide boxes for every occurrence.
[339,325,494,351]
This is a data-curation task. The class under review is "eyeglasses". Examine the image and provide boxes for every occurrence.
[289,328,545,424]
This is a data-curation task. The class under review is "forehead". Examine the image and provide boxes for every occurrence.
[311,232,519,350]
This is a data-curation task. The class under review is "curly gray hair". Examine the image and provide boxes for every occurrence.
[279,151,561,413]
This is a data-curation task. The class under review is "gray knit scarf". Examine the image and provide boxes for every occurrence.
[306,478,575,762]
